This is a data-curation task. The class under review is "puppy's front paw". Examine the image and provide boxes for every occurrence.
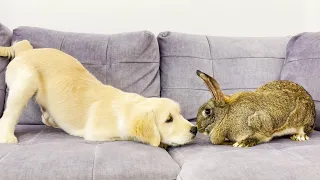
[0,133,18,144]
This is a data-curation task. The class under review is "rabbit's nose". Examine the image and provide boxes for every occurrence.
[190,126,198,135]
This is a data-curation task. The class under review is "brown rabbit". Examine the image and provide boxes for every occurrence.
[196,70,315,147]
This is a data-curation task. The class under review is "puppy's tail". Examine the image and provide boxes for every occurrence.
[0,40,33,59]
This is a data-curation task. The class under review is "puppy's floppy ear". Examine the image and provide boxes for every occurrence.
[132,110,161,147]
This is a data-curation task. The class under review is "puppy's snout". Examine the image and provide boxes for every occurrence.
[190,126,197,135]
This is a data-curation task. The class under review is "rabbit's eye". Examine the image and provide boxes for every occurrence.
[204,109,212,116]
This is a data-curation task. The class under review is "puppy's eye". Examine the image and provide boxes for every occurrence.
[165,115,173,123]
[204,109,212,116]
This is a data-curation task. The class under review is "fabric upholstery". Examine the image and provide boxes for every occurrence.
[0,125,180,180]
[10,26,160,124]
[158,31,290,120]
[1,26,320,180]
[0,23,11,117]
[169,128,320,180]
[281,32,320,130]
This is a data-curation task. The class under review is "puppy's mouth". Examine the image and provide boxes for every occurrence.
[166,137,195,147]
[168,143,181,146]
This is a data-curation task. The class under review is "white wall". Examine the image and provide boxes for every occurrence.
[0,0,318,37]
[304,0,320,32]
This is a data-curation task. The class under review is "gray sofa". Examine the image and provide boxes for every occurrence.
[0,23,320,180]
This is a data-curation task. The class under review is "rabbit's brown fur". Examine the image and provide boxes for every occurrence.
[196,70,315,147]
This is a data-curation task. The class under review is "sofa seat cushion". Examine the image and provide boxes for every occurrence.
[0,125,180,180]
[158,31,290,120]
[10,26,160,125]
[170,131,320,180]
[0,23,11,117]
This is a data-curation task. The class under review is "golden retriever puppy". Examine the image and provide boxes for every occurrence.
[0,40,197,147]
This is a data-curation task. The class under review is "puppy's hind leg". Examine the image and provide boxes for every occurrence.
[0,63,38,143]
[40,106,59,128]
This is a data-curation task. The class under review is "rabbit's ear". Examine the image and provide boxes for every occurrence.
[196,70,225,102]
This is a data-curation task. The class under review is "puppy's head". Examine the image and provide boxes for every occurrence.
[133,98,197,147]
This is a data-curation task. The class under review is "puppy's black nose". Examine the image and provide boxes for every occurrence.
[190,126,198,135]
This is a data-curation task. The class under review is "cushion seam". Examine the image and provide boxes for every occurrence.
[205,36,213,60]
[139,34,154,60]
[59,34,67,51]
[282,58,320,69]
[92,143,98,180]
[281,57,320,75]
[170,149,185,167]
[160,55,285,60]
[105,37,110,84]
[0,146,21,164]
[286,57,320,62]
[25,127,47,145]
[178,173,184,180]
[0,127,46,163]
[161,87,256,91]
[105,36,109,65]
[205,36,214,78]
[67,62,159,66]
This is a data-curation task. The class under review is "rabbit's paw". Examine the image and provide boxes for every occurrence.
[233,138,259,148]
[290,134,309,141]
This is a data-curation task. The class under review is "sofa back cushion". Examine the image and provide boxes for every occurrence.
[158,31,290,120]
[0,23,12,117]
[11,26,160,124]
[281,32,320,130]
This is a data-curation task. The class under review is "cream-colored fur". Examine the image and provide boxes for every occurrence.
[0,40,197,147]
